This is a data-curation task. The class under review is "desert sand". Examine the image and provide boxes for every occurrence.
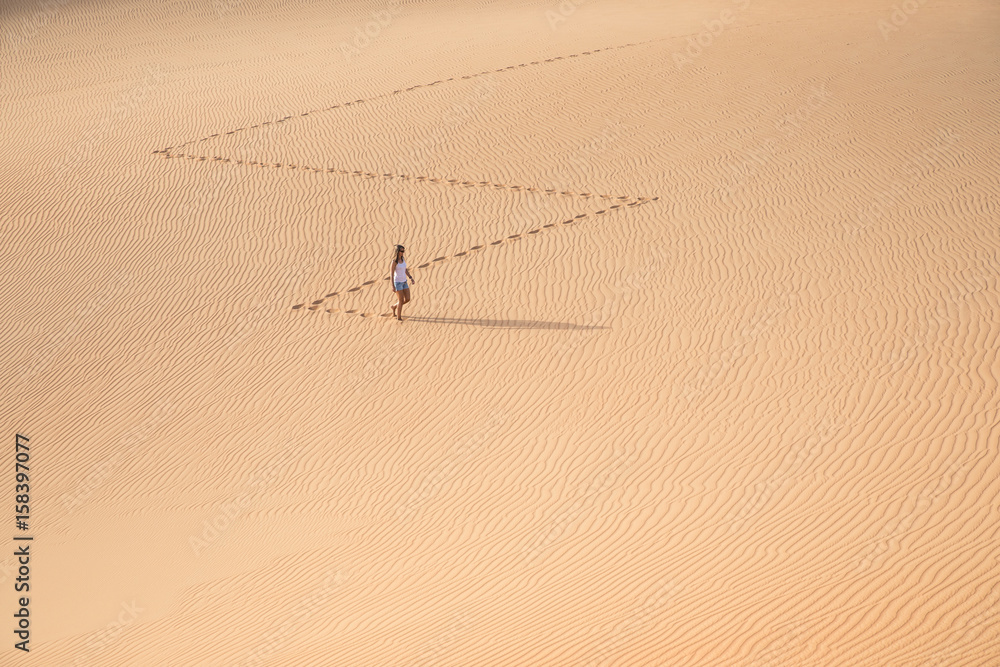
[2,0,999,664]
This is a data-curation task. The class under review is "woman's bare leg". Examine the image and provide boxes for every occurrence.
[396,290,405,320]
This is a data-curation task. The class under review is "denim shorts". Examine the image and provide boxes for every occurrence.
[394,281,409,291]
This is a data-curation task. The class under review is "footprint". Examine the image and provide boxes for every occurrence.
[491,240,503,245]
[470,245,483,250]
[581,193,592,197]
[652,196,660,201]
[528,229,540,234]
[543,223,555,228]
[345,309,357,314]
[325,293,338,298]
[433,256,447,262]
[308,306,318,311]
[362,280,375,286]
[610,205,620,209]
[596,210,606,215]
[527,187,538,192]
[327,308,339,313]
[447,179,458,183]
[562,219,575,224]
[618,196,629,200]
[418,263,430,269]
[292,304,304,309]
[347,287,361,293]
[312,299,325,305]
[454,251,467,256]
[575,214,587,219]
[507,234,521,239]
[561,191,574,195]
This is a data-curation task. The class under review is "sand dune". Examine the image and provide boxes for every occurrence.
[2,0,999,664]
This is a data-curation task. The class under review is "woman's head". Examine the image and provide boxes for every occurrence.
[394,244,405,260]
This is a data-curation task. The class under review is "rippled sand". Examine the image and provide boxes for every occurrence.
[2,0,998,664]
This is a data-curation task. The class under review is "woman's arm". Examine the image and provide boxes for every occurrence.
[390,260,397,289]
[406,267,415,283]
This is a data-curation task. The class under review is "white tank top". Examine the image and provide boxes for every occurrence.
[394,260,407,282]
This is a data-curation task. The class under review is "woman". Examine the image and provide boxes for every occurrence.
[389,244,415,321]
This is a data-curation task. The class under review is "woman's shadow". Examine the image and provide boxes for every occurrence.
[402,316,606,331]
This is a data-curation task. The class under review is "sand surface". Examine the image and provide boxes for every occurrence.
[2,0,999,664]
